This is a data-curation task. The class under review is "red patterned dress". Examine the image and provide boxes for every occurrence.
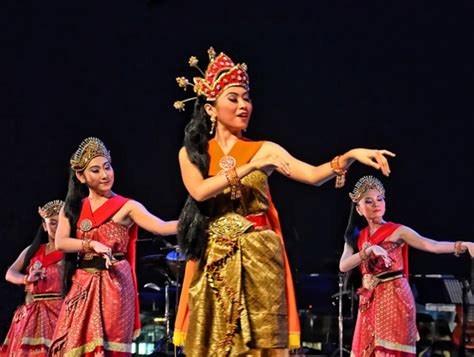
[49,195,139,357]
[0,245,65,357]
[351,222,417,356]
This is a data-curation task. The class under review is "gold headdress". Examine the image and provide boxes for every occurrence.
[349,176,385,203]
[70,137,111,171]
[38,200,64,219]
[174,47,250,111]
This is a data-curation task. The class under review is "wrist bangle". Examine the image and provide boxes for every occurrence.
[82,238,94,254]
[359,243,372,262]
[23,274,29,285]
[454,241,465,257]
[330,155,347,188]
[224,168,242,200]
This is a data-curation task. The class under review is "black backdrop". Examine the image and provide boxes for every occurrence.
[1,0,473,335]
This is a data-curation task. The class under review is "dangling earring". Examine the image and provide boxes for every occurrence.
[209,115,216,135]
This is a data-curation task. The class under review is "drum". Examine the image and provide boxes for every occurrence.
[165,250,186,281]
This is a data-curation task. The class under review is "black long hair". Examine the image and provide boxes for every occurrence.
[177,97,213,260]
[343,202,366,251]
[62,168,88,290]
[20,224,49,272]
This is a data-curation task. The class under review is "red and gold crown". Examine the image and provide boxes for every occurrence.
[38,200,64,219]
[174,47,250,111]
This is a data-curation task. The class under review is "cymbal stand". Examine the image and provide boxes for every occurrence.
[331,273,351,357]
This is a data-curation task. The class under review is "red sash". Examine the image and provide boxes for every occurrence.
[174,138,301,348]
[29,244,64,268]
[358,222,408,275]
[77,195,141,337]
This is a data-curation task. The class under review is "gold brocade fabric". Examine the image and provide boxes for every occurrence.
[49,222,134,356]
[184,171,289,356]
[351,241,417,356]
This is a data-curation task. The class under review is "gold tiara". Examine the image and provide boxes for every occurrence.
[38,200,64,219]
[349,176,385,203]
[70,137,111,171]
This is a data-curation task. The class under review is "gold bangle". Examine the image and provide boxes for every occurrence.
[359,244,371,262]
[224,168,242,200]
[23,274,30,285]
[454,241,465,257]
[82,238,93,254]
[330,156,347,188]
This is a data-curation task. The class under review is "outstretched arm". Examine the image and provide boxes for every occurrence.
[254,142,395,186]
[399,225,471,254]
[125,200,178,236]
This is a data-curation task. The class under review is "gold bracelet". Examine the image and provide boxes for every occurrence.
[454,241,465,257]
[82,238,94,254]
[359,244,371,262]
[224,168,242,200]
[330,156,347,188]
[23,274,30,285]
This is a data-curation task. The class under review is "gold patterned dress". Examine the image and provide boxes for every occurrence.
[49,196,139,357]
[175,138,300,356]
[351,223,417,356]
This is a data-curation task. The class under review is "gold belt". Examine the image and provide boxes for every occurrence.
[31,293,64,301]
[362,271,404,290]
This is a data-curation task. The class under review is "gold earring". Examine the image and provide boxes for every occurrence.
[209,116,216,134]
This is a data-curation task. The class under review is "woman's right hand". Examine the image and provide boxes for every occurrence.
[27,266,46,283]
[90,241,117,269]
[252,154,292,176]
[368,245,392,267]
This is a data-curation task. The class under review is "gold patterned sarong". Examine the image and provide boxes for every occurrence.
[184,212,288,356]
[175,139,300,356]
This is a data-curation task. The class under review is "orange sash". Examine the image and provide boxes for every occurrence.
[173,138,301,348]
[29,244,64,268]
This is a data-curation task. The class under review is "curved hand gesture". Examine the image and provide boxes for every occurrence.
[27,266,46,283]
[90,241,117,269]
[351,149,396,176]
[369,245,392,268]
[464,242,474,257]
[253,154,291,176]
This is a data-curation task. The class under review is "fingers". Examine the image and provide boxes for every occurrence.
[102,249,117,269]
[103,251,113,269]
[374,151,390,176]
[277,158,291,176]
[265,155,291,176]
[379,149,396,157]
[31,268,46,280]
[365,158,381,171]
[382,255,392,268]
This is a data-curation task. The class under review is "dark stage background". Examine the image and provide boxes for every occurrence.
[1,0,473,339]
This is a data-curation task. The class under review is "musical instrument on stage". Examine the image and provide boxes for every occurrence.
[452,258,474,351]
[137,244,186,355]
[297,273,355,355]
[165,249,186,282]
[411,272,473,355]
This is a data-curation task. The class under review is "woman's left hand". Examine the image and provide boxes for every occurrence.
[350,149,396,176]
[463,242,474,257]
